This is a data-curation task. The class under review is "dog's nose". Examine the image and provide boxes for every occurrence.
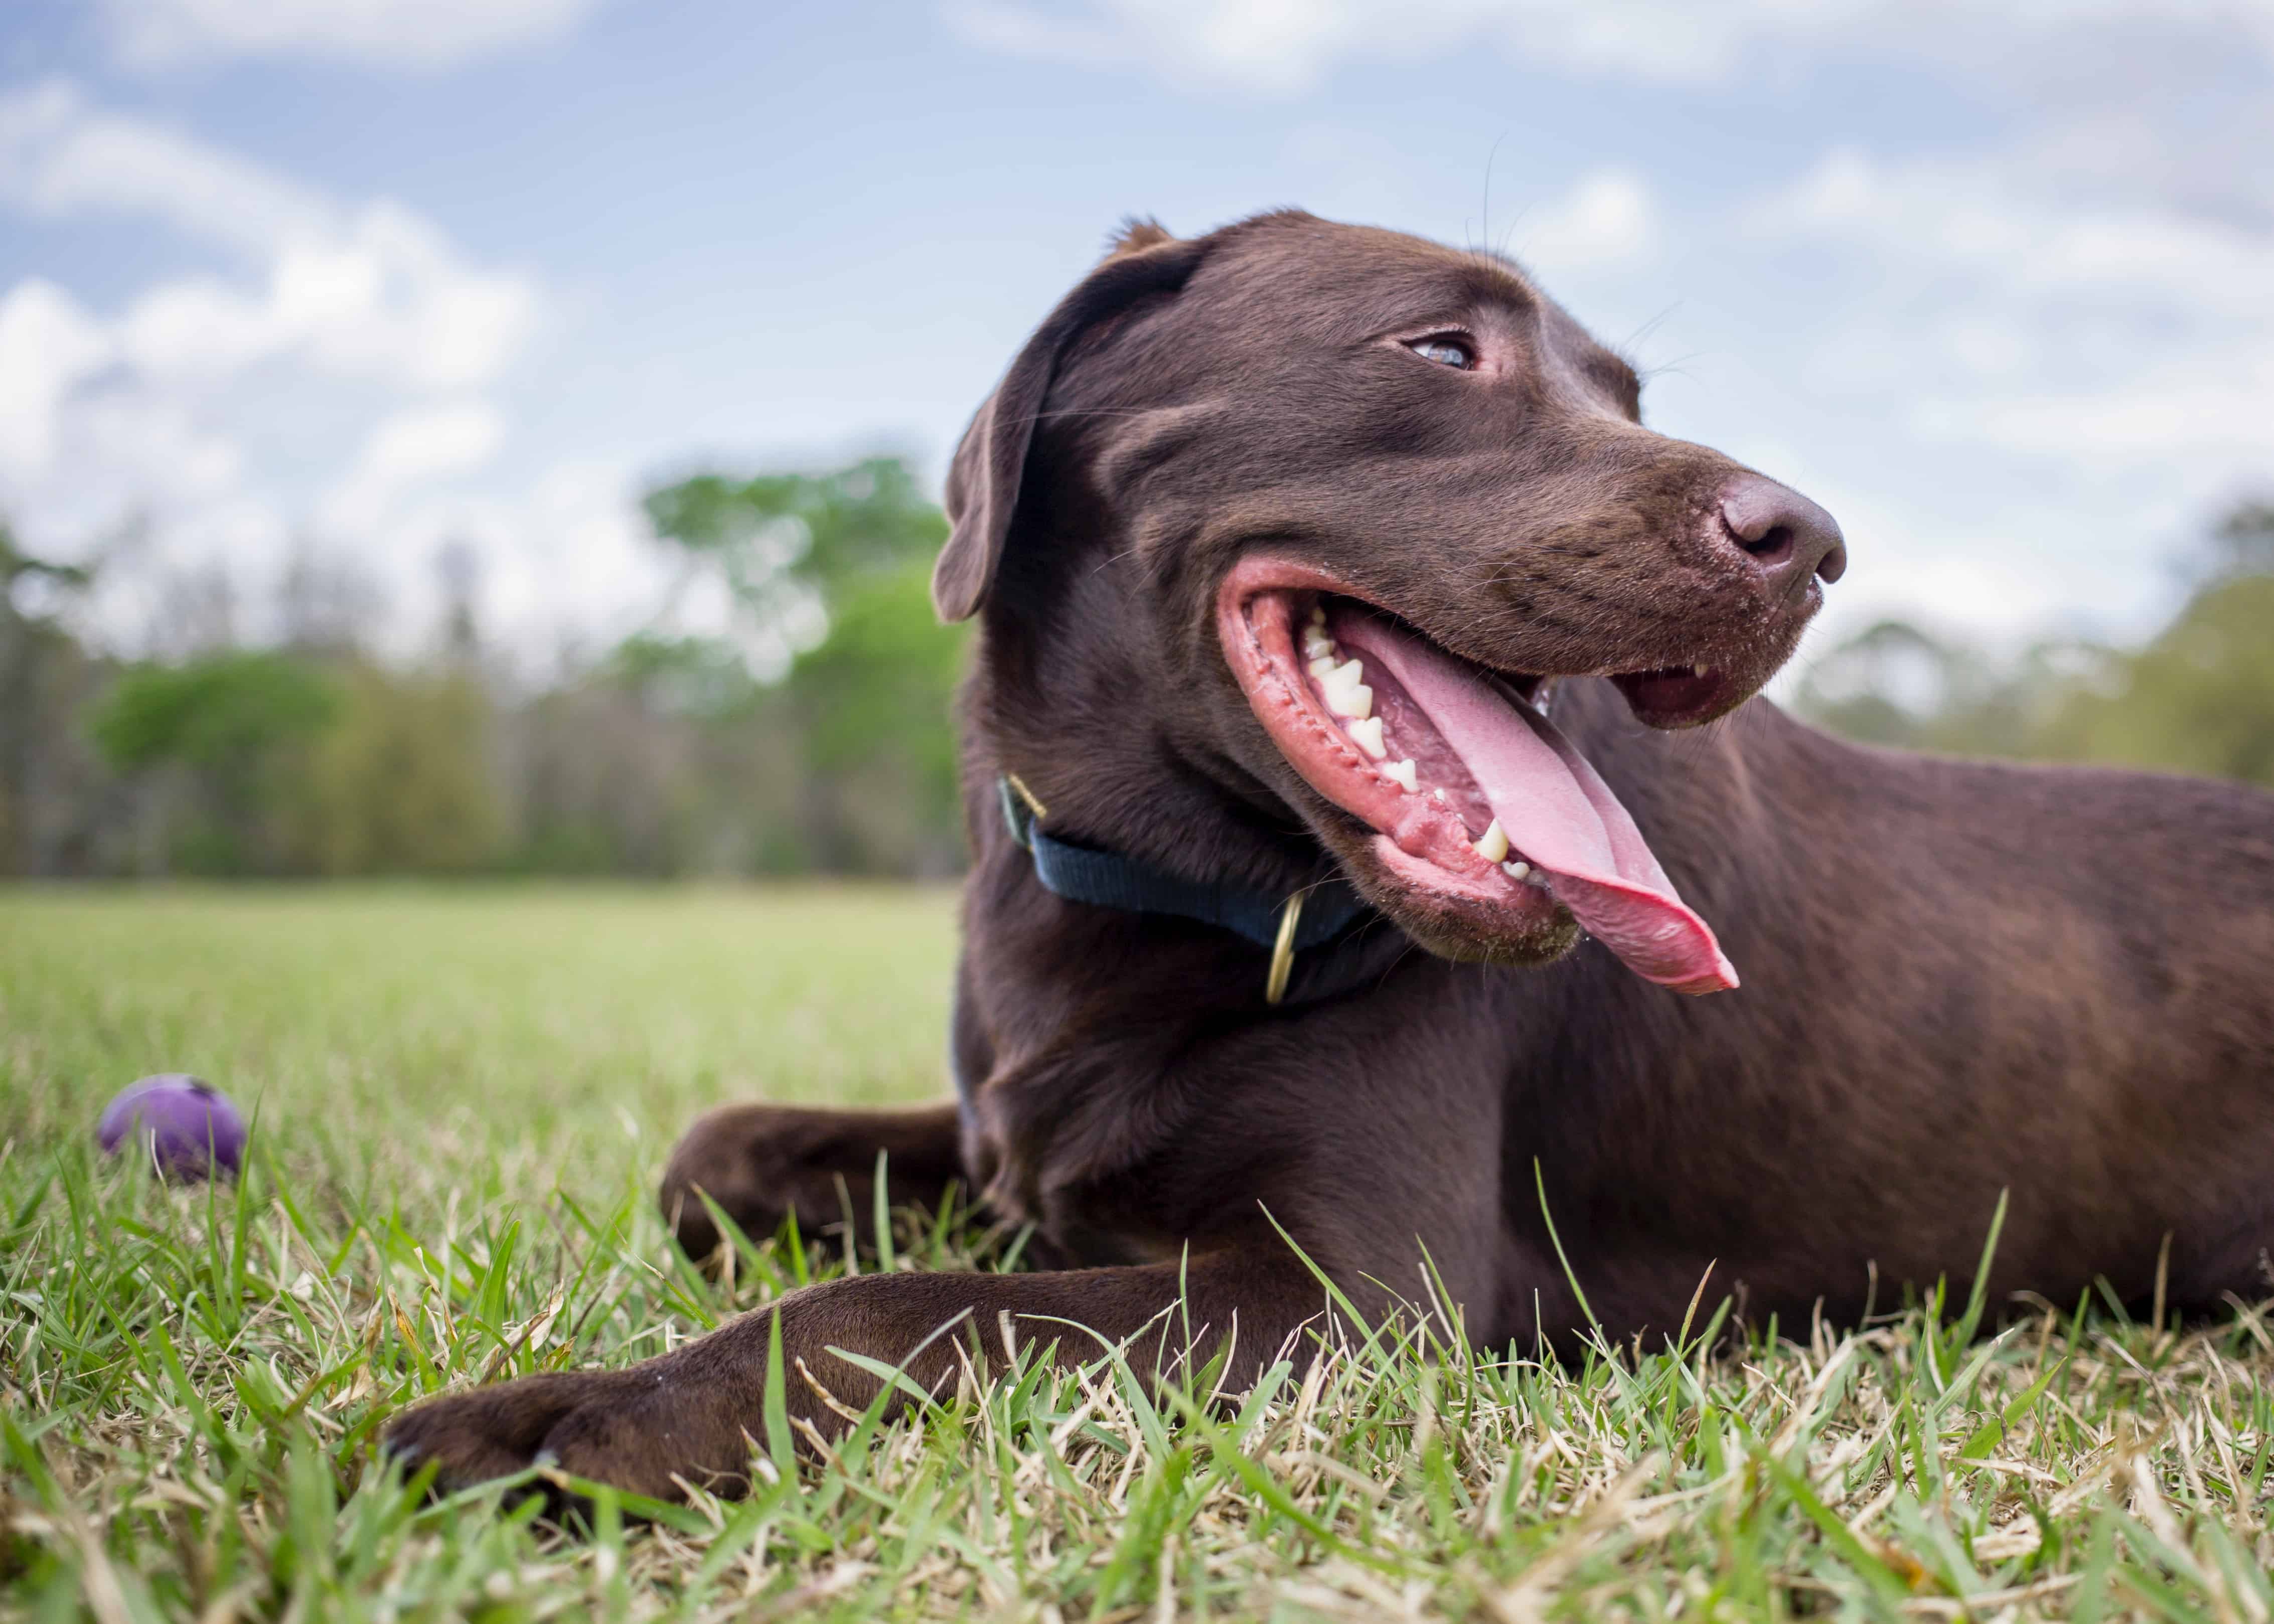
[1717,474,1847,599]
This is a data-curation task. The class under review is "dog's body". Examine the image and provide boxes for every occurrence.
[388,212,2274,1502]
[935,683,2274,1342]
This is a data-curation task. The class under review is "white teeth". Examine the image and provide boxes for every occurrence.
[1302,631,1335,660]
[1381,758,1418,793]
[1308,604,1327,628]
[1502,859,1531,881]
[1473,819,1509,863]
[1346,716,1386,758]
[1308,655,1339,679]
[1692,663,1707,677]
[1432,787,1447,803]
[1319,659,1372,720]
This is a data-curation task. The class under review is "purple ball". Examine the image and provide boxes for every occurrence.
[98,1074,246,1179]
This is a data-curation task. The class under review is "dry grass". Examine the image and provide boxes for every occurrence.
[4,885,2271,1621]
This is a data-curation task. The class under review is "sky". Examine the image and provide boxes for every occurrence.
[3,0,2271,679]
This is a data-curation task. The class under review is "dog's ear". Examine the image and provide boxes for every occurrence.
[933,225,1203,622]
[1105,216,1175,256]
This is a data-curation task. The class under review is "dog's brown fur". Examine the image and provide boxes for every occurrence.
[386,211,2274,1503]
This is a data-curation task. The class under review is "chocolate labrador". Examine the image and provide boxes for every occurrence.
[386,211,2274,1501]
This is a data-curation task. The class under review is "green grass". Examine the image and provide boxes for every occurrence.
[4,885,2272,1622]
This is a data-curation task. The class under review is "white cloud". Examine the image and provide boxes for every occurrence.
[0,82,546,654]
[115,207,538,391]
[102,0,602,71]
[1765,147,2274,319]
[1704,125,2274,651]
[1,84,539,395]
[67,390,249,533]
[0,80,320,255]
[1512,168,1658,276]
[1750,147,2274,470]
[0,280,114,483]
[948,0,2274,94]
[353,458,665,666]
[947,0,1846,92]
[322,401,508,534]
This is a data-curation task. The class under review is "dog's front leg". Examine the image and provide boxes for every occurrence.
[383,1246,1341,1502]
[660,1100,966,1260]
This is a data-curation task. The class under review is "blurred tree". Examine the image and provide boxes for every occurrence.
[3,461,978,881]
[0,522,106,875]
[2210,499,2274,575]
[639,455,968,874]
[787,556,969,873]
[89,652,339,873]
[0,521,93,598]
[643,455,946,599]
[610,632,763,717]
[509,676,701,875]
[2039,503,2274,786]
[433,537,483,668]
[1799,497,2274,790]
[290,665,506,874]
[276,543,387,659]
[1793,620,2081,758]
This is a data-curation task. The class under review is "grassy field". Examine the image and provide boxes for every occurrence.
[4,886,2271,1622]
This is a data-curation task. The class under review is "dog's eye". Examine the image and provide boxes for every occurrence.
[1408,337,1476,371]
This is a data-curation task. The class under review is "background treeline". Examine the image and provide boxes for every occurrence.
[1792,498,2274,783]
[1,458,967,879]
[3,475,2269,880]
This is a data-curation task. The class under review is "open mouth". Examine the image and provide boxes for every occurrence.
[1217,559,1739,995]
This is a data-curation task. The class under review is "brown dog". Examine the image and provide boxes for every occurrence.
[386,211,2274,1501]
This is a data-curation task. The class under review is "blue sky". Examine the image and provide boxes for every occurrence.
[4,0,2270,676]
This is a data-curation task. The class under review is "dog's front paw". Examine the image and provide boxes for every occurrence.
[384,1366,736,1505]
[661,1104,858,1259]
[383,1371,609,1496]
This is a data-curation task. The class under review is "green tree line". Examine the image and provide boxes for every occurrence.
[0,457,967,879]
[1793,499,2274,783]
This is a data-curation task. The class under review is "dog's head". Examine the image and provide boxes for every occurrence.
[939,211,1844,994]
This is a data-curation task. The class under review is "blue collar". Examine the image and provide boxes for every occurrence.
[998,774,1381,1005]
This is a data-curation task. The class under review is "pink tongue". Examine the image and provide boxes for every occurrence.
[1342,622,1738,995]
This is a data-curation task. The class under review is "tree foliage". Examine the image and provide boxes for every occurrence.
[1,523,105,875]
[91,653,340,774]
[86,653,342,874]
[1798,498,2274,789]
[643,456,949,590]
[0,457,974,878]
[637,456,969,874]
[290,666,503,875]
